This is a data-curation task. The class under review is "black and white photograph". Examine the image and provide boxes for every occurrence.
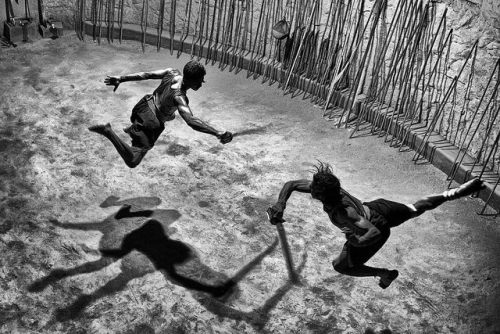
[0,0,499,333]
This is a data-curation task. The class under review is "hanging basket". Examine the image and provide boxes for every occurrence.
[272,19,290,40]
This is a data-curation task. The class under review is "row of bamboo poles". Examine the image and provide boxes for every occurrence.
[74,0,499,215]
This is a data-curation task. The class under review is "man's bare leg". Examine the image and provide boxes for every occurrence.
[409,178,484,217]
[89,123,146,168]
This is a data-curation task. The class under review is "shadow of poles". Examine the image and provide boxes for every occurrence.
[196,251,308,331]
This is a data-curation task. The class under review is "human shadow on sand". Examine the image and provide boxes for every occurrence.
[28,196,306,330]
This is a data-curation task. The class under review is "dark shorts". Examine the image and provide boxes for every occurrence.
[338,198,413,267]
[364,198,414,228]
[124,95,164,149]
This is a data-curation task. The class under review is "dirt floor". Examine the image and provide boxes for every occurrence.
[0,34,499,334]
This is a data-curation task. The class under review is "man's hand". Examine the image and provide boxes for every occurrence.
[104,75,121,92]
[218,131,233,144]
[267,205,285,225]
[340,227,353,235]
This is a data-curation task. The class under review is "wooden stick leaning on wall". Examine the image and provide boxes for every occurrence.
[445,58,500,183]
[362,0,409,133]
[140,0,148,52]
[81,0,85,40]
[234,0,252,74]
[220,0,236,70]
[412,76,459,163]
[118,0,124,43]
[170,0,177,55]
[414,39,478,164]
[266,0,285,84]
[91,0,97,40]
[305,0,333,100]
[322,0,360,116]
[262,0,280,83]
[74,0,81,40]
[389,3,428,146]
[367,0,416,134]
[197,0,209,60]
[247,0,266,77]
[106,0,112,43]
[383,2,426,144]
[254,0,272,78]
[343,0,384,129]
[337,0,370,125]
[468,99,500,179]
[177,0,192,57]
[197,0,212,61]
[397,7,448,149]
[110,0,115,42]
[206,0,218,64]
[214,0,230,64]
[98,0,104,44]
[210,0,224,64]
[230,0,245,72]
[349,1,388,134]
[211,0,224,64]
[190,0,203,58]
[311,0,338,104]
[453,33,475,146]
[283,0,318,92]
[157,0,165,51]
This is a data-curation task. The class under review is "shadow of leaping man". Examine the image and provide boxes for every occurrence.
[28,195,298,330]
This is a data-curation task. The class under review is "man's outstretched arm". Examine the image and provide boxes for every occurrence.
[104,68,172,91]
[176,96,233,144]
[268,179,311,223]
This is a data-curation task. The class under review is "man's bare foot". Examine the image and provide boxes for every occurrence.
[379,270,399,289]
[88,123,112,136]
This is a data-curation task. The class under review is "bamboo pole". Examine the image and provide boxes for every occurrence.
[190,0,203,58]
[206,0,218,63]
[118,0,124,43]
[446,59,500,183]
[283,0,318,92]
[98,0,104,45]
[177,0,192,57]
[170,0,177,55]
[157,0,165,51]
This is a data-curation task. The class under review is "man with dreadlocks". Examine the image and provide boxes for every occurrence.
[267,162,484,289]
[89,60,233,168]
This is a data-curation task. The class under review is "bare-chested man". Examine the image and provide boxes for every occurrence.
[267,162,485,289]
[89,60,233,168]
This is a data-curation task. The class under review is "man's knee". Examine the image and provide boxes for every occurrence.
[126,159,141,168]
[332,258,350,274]
[126,148,147,168]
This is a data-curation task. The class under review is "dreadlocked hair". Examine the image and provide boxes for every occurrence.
[183,60,206,82]
[311,161,342,204]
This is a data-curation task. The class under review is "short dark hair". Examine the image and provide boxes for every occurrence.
[311,162,342,203]
[183,60,206,82]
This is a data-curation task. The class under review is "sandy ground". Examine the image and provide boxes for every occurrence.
[0,34,499,334]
